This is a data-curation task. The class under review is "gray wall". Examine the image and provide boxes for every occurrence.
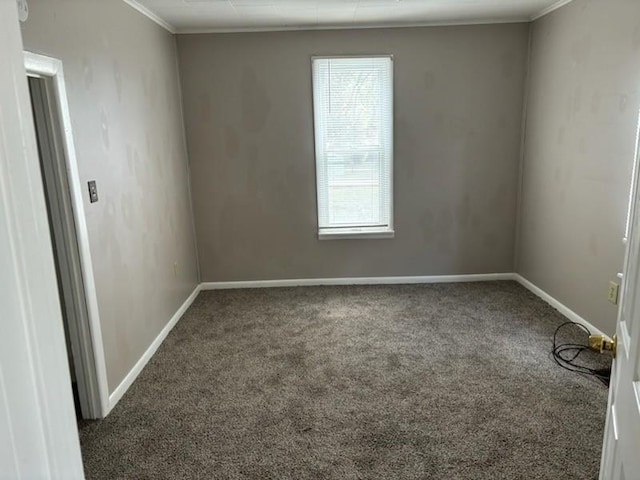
[177,25,530,282]
[517,0,640,334]
[21,0,199,392]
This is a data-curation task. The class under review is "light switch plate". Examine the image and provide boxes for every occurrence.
[88,180,99,203]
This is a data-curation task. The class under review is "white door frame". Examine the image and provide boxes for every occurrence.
[23,51,110,419]
[0,1,85,477]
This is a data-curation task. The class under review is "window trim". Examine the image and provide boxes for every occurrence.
[311,54,394,241]
[318,227,395,241]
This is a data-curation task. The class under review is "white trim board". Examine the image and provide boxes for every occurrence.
[1,4,84,475]
[513,274,606,336]
[106,285,201,414]
[104,273,610,415]
[201,273,514,290]
[176,18,530,35]
[121,0,176,34]
[531,0,575,21]
[24,51,110,420]
[202,274,606,337]
[120,0,572,35]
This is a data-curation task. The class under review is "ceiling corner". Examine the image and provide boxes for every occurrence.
[121,0,176,34]
[530,0,575,21]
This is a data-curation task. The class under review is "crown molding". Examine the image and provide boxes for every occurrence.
[121,0,572,36]
[175,17,530,35]
[530,0,575,21]
[121,0,176,34]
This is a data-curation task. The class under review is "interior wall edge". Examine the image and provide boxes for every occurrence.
[172,36,201,284]
[513,23,534,272]
[106,284,201,414]
[514,274,606,337]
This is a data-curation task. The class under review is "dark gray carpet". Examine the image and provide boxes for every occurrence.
[80,281,609,479]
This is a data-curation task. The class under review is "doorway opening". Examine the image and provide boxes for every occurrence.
[25,52,108,420]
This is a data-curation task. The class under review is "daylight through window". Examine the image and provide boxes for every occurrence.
[312,56,394,239]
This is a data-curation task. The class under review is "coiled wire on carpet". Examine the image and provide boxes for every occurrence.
[552,321,612,387]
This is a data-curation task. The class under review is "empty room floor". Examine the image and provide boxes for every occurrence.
[79,282,608,479]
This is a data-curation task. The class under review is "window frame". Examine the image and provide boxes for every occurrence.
[311,54,395,241]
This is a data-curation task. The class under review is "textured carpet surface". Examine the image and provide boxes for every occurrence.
[80,282,609,479]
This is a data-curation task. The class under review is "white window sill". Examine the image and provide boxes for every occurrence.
[318,228,395,240]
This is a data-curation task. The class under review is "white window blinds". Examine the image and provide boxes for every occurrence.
[312,56,394,238]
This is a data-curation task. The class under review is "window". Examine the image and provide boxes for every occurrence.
[312,56,394,239]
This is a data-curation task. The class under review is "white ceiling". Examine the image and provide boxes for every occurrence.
[126,0,569,33]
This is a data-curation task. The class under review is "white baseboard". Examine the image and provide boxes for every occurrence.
[103,272,605,415]
[200,273,514,290]
[513,274,605,336]
[106,284,201,414]
[203,274,606,336]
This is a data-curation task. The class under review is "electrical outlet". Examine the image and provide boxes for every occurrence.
[607,281,619,305]
[173,262,179,277]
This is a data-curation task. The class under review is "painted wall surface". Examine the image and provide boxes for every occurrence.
[20,0,199,393]
[177,25,530,281]
[517,0,640,334]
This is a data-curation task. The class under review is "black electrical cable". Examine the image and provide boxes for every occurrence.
[552,321,611,386]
